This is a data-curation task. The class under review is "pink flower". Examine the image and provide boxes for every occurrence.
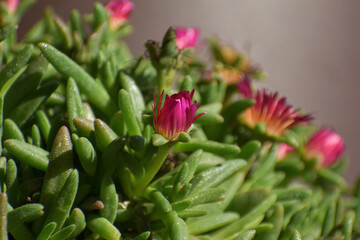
[305,128,345,167]
[237,78,312,137]
[153,90,205,141]
[175,27,200,50]
[276,143,294,160]
[105,0,134,29]
[5,0,19,14]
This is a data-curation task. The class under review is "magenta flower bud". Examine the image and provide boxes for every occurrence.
[237,78,312,137]
[153,90,205,141]
[305,128,345,167]
[5,0,19,14]
[105,0,134,29]
[175,27,200,50]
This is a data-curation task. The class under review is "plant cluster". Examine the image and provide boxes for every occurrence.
[0,0,358,240]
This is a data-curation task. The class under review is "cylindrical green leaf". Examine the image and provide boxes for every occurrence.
[44,169,78,231]
[70,9,85,40]
[73,117,94,138]
[35,222,57,240]
[0,193,7,240]
[94,118,118,151]
[48,224,75,240]
[322,202,336,237]
[189,159,246,197]
[180,75,194,92]
[8,204,44,231]
[238,140,261,161]
[290,230,302,240]
[0,45,33,88]
[134,232,151,240]
[7,206,35,240]
[35,110,51,144]
[109,111,127,137]
[74,137,97,177]
[38,42,116,118]
[101,61,117,98]
[174,140,240,157]
[3,118,24,141]
[3,55,48,117]
[100,175,118,223]
[66,77,85,132]
[40,126,73,214]
[82,102,96,120]
[118,89,142,136]
[167,211,189,240]
[4,139,49,171]
[273,188,312,202]
[152,191,172,215]
[318,168,347,189]
[0,157,6,185]
[54,16,72,49]
[5,159,17,202]
[187,212,240,235]
[93,2,110,43]
[67,208,86,239]
[254,204,284,240]
[8,81,59,128]
[233,230,256,240]
[0,97,4,155]
[118,72,145,129]
[211,194,277,239]
[87,22,109,58]
[32,124,42,147]
[343,210,355,240]
[87,214,121,240]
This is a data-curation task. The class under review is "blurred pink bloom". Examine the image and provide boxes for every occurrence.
[237,78,312,137]
[5,0,19,14]
[175,27,199,50]
[276,143,294,160]
[305,128,345,167]
[105,0,134,29]
[153,90,205,141]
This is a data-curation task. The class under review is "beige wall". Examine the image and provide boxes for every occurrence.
[20,0,360,184]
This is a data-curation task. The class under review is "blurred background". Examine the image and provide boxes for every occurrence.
[18,0,360,184]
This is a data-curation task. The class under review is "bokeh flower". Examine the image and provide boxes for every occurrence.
[153,90,205,141]
[175,27,199,50]
[5,0,18,14]
[105,0,134,29]
[215,66,244,85]
[304,128,345,167]
[237,78,312,137]
[276,143,294,160]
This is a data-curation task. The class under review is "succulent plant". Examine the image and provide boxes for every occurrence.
[0,1,357,240]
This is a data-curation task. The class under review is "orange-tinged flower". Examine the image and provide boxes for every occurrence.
[305,128,345,167]
[153,90,205,141]
[237,78,312,137]
[219,45,239,66]
[105,0,134,29]
[215,66,244,85]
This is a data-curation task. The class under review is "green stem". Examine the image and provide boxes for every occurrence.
[0,42,3,68]
[134,143,174,197]
[157,68,175,95]
[0,192,8,240]
[0,96,3,155]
